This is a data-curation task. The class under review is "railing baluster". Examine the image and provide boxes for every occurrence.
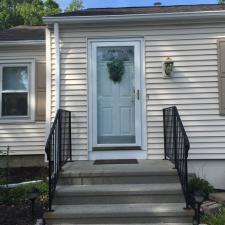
[45,109,72,211]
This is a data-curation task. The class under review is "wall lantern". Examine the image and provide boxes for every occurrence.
[163,57,174,78]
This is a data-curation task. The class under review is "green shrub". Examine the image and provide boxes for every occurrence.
[189,175,214,199]
[202,208,225,225]
[0,181,48,205]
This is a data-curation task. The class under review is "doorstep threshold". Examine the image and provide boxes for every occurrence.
[93,146,141,151]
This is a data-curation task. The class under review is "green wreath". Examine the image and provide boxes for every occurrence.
[107,59,125,83]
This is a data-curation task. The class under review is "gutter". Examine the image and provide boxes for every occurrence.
[43,10,225,24]
[0,40,45,46]
[54,23,60,110]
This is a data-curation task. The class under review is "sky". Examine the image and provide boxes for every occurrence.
[56,0,218,10]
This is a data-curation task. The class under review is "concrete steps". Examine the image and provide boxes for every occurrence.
[58,171,179,185]
[51,224,193,225]
[53,183,185,204]
[58,160,179,185]
[44,203,193,224]
[44,160,194,225]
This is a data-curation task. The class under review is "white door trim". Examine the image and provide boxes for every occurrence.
[88,38,147,160]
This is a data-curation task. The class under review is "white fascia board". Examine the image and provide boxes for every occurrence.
[0,40,45,46]
[43,10,225,24]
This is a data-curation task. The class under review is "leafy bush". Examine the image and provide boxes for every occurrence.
[202,208,225,225]
[0,182,48,205]
[189,175,214,199]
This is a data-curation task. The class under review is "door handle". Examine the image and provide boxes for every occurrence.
[133,89,140,100]
[136,89,140,100]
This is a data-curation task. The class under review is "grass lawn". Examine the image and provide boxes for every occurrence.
[202,208,225,225]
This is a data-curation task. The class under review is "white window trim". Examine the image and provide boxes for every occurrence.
[0,59,35,123]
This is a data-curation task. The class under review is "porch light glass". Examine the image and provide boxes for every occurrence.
[194,191,205,203]
[164,57,174,76]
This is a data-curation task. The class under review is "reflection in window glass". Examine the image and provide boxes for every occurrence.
[2,67,28,90]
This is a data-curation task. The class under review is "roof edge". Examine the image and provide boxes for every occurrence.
[43,10,225,24]
[0,40,45,46]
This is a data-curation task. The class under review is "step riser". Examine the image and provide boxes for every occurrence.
[53,194,185,205]
[58,175,179,185]
[46,216,192,224]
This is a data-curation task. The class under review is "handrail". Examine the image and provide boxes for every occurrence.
[45,109,72,211]
[163,106,190,208]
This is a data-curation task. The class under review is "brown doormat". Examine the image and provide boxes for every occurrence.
[94,159,138,165]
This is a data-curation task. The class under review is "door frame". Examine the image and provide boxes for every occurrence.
[88,38,147,160]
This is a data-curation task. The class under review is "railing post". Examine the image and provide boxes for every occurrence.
[47,144,52,212]
[57,110,62,170]
[163,108,167,160]
[69,111,72,161]
[173,107,178,169]
[185,148,189,209]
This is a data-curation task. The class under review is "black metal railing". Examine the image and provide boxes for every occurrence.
[163,106,190,208]
[45,109,72,211]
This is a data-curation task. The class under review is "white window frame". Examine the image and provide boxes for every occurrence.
[0,59,35,122]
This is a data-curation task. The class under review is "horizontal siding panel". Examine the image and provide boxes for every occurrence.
[60,58,87,64]
[147,115,225,121]
[146,50,217,57]
[147,83,218,91]
[146,66,217,73]
[147,44,216,51]
[52,64,86,70]
[146,55,218,63]
[147,60,217,67]
[148,87,218,94]
[147,99,219,105]
[147,93,218,100]
[146,39,218,46]
[147,109,220,116]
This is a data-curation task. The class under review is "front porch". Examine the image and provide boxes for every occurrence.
[44,106,194,224]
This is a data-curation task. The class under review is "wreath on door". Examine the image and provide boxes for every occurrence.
[107,58,125,83]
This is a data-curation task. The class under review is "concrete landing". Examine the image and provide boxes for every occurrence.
[61,159,176,176]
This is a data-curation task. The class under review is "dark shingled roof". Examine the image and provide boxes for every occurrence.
[0,25,46,42]
[50,4,225,17]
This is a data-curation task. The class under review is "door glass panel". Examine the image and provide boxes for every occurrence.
[97,46,135,144]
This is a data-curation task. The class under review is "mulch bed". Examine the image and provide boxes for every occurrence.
[0,202,46,225]
[0,166,48,225]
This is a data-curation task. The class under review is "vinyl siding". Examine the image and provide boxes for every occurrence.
[49,22,225,160]
[0,46,46,155]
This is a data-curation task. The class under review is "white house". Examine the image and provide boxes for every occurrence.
[1,4,225,189]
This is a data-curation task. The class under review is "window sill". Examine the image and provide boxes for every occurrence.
[0,117,35,124]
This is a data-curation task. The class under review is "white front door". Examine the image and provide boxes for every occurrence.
[89,40,145,159]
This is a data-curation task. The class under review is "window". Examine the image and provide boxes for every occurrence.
[0,61,35,121]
